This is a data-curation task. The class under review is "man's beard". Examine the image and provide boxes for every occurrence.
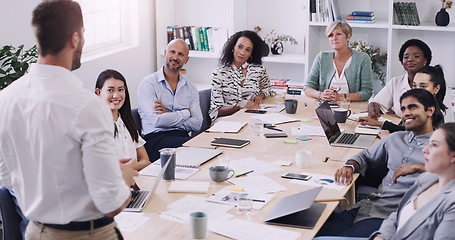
[166,59,182,72]
[71,43,83,71]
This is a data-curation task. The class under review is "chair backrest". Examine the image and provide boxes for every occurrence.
[193,88,212,137]
[132,108,142,137]
[0,186,23,240]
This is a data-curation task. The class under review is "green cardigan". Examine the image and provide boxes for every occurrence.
[304,49,373,101]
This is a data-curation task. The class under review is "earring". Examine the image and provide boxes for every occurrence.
[248,56,252,61]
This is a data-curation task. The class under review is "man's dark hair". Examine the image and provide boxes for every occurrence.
[417,65,447,111]
[219,30,266,67]
[32,1,83,56]
[400,88,437,121]
[398,39,432,65]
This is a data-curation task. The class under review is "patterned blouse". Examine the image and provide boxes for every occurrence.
[209,63,274,121]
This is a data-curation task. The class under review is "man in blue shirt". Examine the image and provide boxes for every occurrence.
[138,39,202,162]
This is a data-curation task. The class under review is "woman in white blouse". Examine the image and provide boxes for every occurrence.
[209,30,274,121]
[96,69,150,171]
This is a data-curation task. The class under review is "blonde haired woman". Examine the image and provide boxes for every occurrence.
[304,21,373,102]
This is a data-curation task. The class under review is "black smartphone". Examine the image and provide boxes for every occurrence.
[264,133,288,138]
[281,173,312,181]
[245,109,266,114]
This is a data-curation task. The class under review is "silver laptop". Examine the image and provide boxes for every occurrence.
[124,158,170,212]
[315,101,376,149]
[176,147,223,167]
[265,187,326,229]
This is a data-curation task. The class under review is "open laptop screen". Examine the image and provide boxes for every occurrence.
[315,101,341,143]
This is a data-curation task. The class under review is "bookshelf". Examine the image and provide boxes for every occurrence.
[155,0,308,90]
[305,0,455,91]
[155,0,455,91]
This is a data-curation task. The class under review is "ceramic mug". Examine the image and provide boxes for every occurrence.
[209,166,235,182]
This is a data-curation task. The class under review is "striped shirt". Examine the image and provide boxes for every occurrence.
[209,63,274,121]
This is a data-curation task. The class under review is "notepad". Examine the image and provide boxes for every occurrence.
[206,121,247,133]
[140,164,200,180]
[167,181,210,193]
[211,138,250,148]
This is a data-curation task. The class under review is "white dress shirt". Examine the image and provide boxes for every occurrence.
[329,57,352,94]
[369,74,410,117]
[114,114,146,159]
[0,64,130,224]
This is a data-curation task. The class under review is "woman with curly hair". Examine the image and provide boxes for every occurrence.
[209,30,274,121]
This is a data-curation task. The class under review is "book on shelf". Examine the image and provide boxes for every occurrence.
[393,2,420,26]
[346,19,376,24]
[330,0,342,21]
[347,15,375,21]
[351,11,374,17]
[166,25,228,53]
[312,0,341,22]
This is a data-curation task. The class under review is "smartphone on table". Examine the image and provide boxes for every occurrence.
[281,173,312,181]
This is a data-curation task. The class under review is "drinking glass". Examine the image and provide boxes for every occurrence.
[236,193,253,215]
[250,122,264,136]
[339,97,350,110]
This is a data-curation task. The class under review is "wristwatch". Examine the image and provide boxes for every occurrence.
[343,163,355,172]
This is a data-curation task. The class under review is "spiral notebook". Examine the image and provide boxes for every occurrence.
[139,163,200,180]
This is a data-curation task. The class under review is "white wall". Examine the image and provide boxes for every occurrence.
[0,0,156,108]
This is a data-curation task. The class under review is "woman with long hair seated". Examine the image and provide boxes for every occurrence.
[95,69,150,170]
[304,20,373,102]
[209,30,274,121]
[359,65,447,137]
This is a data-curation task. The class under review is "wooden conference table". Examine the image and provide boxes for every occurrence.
[124,95,400,240]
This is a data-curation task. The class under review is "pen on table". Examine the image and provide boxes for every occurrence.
[251,199,265,202]
[265,126,282,132]
[236,170,254,177]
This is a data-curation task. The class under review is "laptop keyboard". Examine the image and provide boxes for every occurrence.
[127,191,148,209]
[336,133,359,145]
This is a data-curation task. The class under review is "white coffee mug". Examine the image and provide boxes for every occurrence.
[295,150,312,168]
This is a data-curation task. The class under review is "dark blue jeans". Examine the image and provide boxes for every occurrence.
[316,207,383,237]
[144,130,191,163]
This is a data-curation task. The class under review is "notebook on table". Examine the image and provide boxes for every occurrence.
[176,147,223,167]
[315,101,376,149]
[264,187,326,229]
[211,138,250,148]
[124,157,170,212]
[206,121,247,133]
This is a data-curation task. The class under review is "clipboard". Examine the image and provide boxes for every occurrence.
[264,187,326,229]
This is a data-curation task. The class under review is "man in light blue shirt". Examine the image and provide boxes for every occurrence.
[138,39,202,162]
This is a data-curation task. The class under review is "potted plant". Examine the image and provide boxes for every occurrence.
[349,40,387,90]
[254,26,298,55]
[0,44,38,90]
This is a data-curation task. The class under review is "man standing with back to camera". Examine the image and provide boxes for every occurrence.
[0,1,136,239]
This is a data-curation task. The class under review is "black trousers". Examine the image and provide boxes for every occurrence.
[143,130,191,163]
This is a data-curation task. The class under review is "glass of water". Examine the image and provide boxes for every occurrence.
[250,122,264,136]
[339,97,350,110]
[237,193,253,215]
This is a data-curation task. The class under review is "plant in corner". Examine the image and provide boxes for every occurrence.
[349,40,387,87]
[0,44,38,90]
[254,26,298,55]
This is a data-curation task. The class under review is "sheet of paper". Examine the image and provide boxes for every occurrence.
[161,195,234,225]
[354,125,381,135]
[290,123,325,136]
[206,121,247,133]
[114,212,150,232]
[289,172,346,190]
[348,112,387,122]
[229,175,287,194]
[259,104,285,112]
[140,164,200,180]
[207,188,274,209]
[251,113,299,125]
[210,218,301,240]
[229,156,282,176]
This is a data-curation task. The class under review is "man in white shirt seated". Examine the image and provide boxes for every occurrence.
[0,1,136,239]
